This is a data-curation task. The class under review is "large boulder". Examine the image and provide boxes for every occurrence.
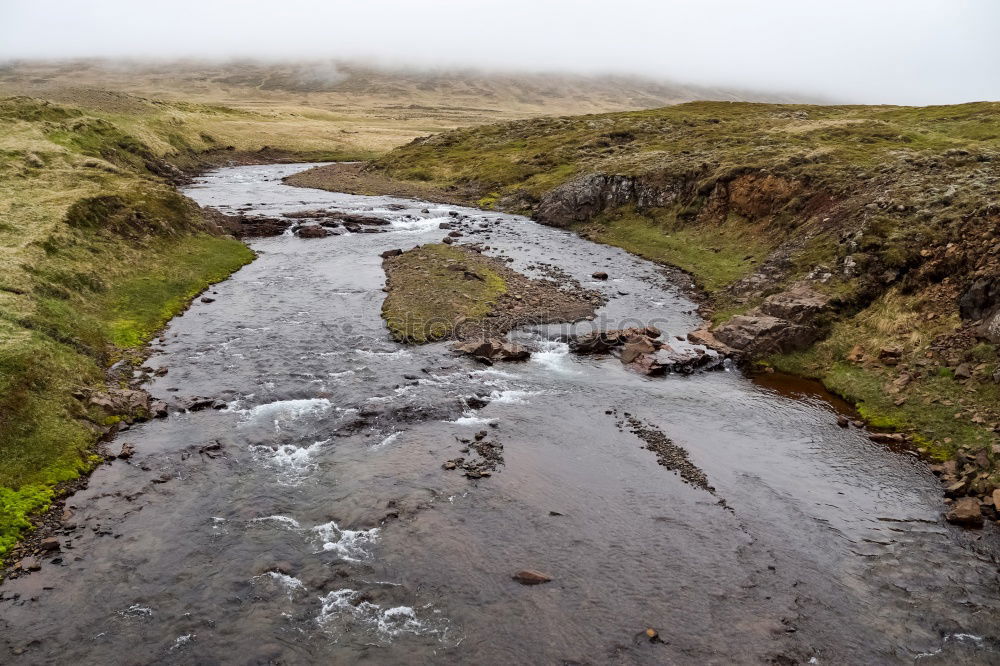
[757,285,830,324]
[980,310,1000,344]
[453,339,531,363]
[620,337,656,363]
[712,315,818,356]
[89,388,150,416]
[946,497,984,528]
[959,277,1000,321]
[708,284,830,358]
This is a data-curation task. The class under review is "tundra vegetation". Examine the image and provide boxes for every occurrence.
[296,101,1000,479]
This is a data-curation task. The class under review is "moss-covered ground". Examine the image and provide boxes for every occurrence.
[381,244,507,343]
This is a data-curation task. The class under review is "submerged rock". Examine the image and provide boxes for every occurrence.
[512,569,552,585]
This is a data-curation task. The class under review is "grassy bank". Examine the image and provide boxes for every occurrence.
[0,88,388,559]
[296,101,1000,465]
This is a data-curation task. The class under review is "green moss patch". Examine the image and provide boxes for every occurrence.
[381,244,507,343]
[579,208,772,294]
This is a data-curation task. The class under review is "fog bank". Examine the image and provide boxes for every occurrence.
[1,0,997,105]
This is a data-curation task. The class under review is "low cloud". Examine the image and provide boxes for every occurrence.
[1,0,997,104]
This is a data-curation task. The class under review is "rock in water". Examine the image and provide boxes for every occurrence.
[592,271,609,280]
[452,338,531,363]
[620,337,656,364]
[946,497,984,528]
[295,225,331,238]
[512,569,553,585]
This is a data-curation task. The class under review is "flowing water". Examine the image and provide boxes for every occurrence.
[2,164,999,665]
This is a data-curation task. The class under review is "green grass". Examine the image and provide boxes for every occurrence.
[0,95,279,561]
[579,208,772,293]
[106,236,253,347]
[382,244,507,343]
[770,289,1000,459]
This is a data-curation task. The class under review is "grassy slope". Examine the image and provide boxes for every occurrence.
[0,88,401,558]
[315,101,1000,461]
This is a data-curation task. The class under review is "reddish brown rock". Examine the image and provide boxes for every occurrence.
[946,497,984,528]
[512,569,553,585]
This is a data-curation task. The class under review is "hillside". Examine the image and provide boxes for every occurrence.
[292,101,1000,478]
[0,59,809,118]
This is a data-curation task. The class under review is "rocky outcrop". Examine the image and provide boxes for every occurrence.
[535,171,803,230]
[982,310,1000,344]
[959,277,1000,321]
[959,276,1000,343]
[710,285,831,357]
[536,174,686,227]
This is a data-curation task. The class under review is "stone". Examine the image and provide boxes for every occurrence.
[118,442,136,459]
[19,557,40,572]
[712,315,817,356]
[88,389,151,417]
[380,248,403,259]
[294,225,331,238]
[620,337,656,364]
[868,432,907,444]
[758,285,831,324]
[38,537,60,552]
[179,396,216,411]
[846,344,865,363]
[878,347,903,365]
[150,400,169,418]
[954,363,973,380]
[452,339,530,363]
[837,415,850,428]
[592,271,609,280]
[945,497,983,528]
[512,569,552,585]
[628,354,668,377]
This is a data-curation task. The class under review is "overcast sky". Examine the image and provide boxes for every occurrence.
[2,0,997,104]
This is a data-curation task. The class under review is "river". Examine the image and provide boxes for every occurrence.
[2,163,998,664]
